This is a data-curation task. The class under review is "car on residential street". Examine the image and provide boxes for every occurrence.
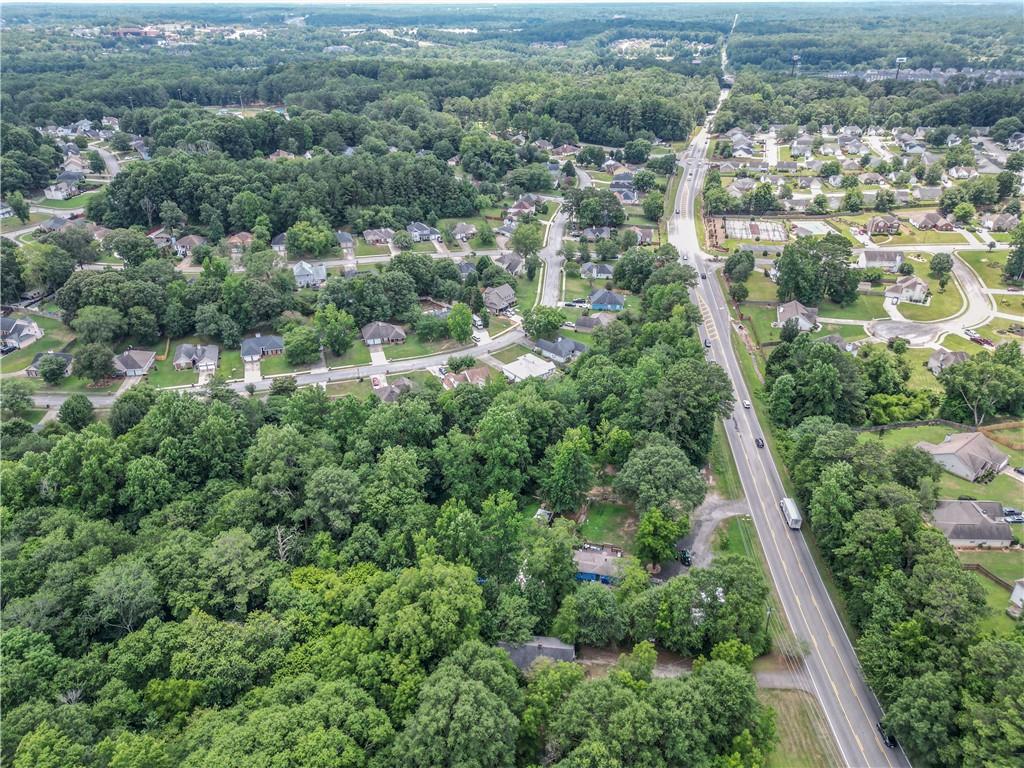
[755,437,765,448]
[742,399,751,409]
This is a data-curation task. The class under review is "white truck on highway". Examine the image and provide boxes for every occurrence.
[779,497,803,530]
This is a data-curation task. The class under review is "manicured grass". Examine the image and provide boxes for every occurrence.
[811,323,868,342]
[219,349,244,381]
[325,378,374,399]
[490,344,533,364]
[385,336,469,361]
[564,275,602,302]
[578,501,635,552]
[0,316,74,373]
[145,361,198,388]
[39,375,120,395]
[957,249,1015,290]
[0,212,48,233]
[760,690,841,768]
[515,274,540,309]
[898,346,944,392]
[355,240,389,257]
[709,420,744,500]
[897,272,965,322]
[957,549,1024,585]
[817,294,887,322]
[407,241,438,253]
[743,271,779,302]
[864,425,1024,468]
[31,191,98,210]
[967,573,1017,635]
[261,354,313,376]
[881,227,967,246]
[941,333,981,356]
[324,343,371,368]
[22,408,48,425]
[741,305,781,346]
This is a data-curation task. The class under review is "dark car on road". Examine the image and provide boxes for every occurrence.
[676,548,692,566]
[877,722,897,749]
[755,437,765,448]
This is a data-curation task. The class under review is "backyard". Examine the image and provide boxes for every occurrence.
[0,315,74,373]
[489,344,533,364]
[578,501,635,552]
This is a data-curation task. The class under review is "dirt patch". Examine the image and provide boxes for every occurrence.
[576,645,693,679]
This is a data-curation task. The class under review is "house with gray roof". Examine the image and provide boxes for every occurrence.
[374,377,414,403]
[497,636,576,671]
[859,249,903,272]
[452,222,478,241]
[113,349,155,377]
[241,334,284,362]
[407,222,441,242]
[581,262,614,280]
[931,499,1012,548]
[334,231,355,254]
[574,312,614,333]
[483,284,517,314]
[589,288,625,311]
[26,351,72,378]
[927,347,968,376]
[1,317,43,348]
[917,433,1009,482]
[775,300,818,332]
[292,260,327,288]
[536,336,588,364]
[173,343,219,372]
[494,253,525,276]
[363,228,395,245]
[361,321,407,346]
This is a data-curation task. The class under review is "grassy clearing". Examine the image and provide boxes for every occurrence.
[325,378,374,399]
[709,420,744,499]
[261,354,312,377]
[957,549,1024,584]
[490,344,532,364]
[0,212,49,233]
[880,227,967,246]
[743,271,780,302]
[760,690,841,768]
[578,501,635,552]
[967,572,1018,635]
[145,361,199,388]
[898,346,944,392]
[31,192,98,210]
[958,249,1015,290]
[386,336,468,361]
[218,349,244,381]
[817,294,887,322]
[515,274,540,309]
[325,343,371,368]
[355,240,389,257]
[563,275,602,302]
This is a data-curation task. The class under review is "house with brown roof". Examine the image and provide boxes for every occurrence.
[573,312,614,333]
[916,433,1009,482]
[867,215,900,236]
[911,211,954,231]
[483,284,517,314]
[361,321,407,346]
[226,232,253,256]
[441,366,490,391]
[982,213,1019,232]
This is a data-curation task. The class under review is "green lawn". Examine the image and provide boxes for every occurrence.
[957,250,1015,290]
[325,378,374,399]
[515,275,540,310]
[811,323,868,342]
[881,227,967,246]
[219,349,244,381]
[897,272,965,322]
[578,501,635,552]
[817,294,887,321]
[709,420,744,499]
[385,336,469,361]
[261,354,313,376]
[490,344,533,364]
[967,572,1018,635]
[563,275,602,302]
[31,191,98,210]
[355,240,389,257]
[957,549,1024,585]
[761,690,841,768]
[324,343,371,368]
[0,212,49,233]
[407,241,438,253]
[145,361,199,389]
[38,375,120,395]
[898,347,945,392]
[743,271,779,302]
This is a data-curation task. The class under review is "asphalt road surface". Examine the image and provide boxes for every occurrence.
[669,90,911,768]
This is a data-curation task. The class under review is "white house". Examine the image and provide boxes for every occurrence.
[885,274,929,303]
[502,353,556,382]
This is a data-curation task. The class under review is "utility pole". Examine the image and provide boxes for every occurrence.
[894,57,907,82]
[790,54,801,78]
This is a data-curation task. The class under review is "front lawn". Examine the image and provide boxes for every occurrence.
[219,349,244,380]
[261,354,313,376]
[564,275,603,302]
[897,272,965,322]
[957,249,1015,290]
[515,274,540,309]
[0,316,75,373]
[385,336,469,361]
[490,344,533,364]
[31,191,98,210]
[38,375,120,395]
[578,501,635,552]
[408,241,438,253]
[145,362,198,389]
[325,378,374,399]
[883,227,967,246]
[325,344,371,368]
[817,294,887,322]
[0,212,49,233]
[355,240,389,257]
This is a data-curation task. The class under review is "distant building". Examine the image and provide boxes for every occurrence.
[867,215,900,236]
[536,336,588,365]
[361,321,407,346]
[173,343,219,373]
[588,289,625,311]
[483,284,517,314]
[859,250,903,272]
[573,545,624,584]
[1,317,43,349]
[373,376,414,403]
[927,347,969,376]
[406,222,441,242]
[25,351,72,378]
[441,366,490,390]
[573,312,614,333]
[885,275,929,304]
[363,228,395,245]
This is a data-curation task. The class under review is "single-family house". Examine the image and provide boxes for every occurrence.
[927,347,969,375]
[502,353,556,382]
[483,284,517,314]
[0,202,13,219]
[334,231,355,254]
[930,500,1012,548]
[550,144,579,157]
[494,253,525,276]
[946,165,977,180]
[374,377,414,403]
[498,636,576,671]
[457,261,477,280]
[911,211,954,231]
[1006,132,1024,151]
[581,262,614,280]
[44,181,79,200]
[268,149,295,161]
[363,228,395,245]
[1,317,43,349]
[271,233,288,258]
[913,186,942,203]
[407,222,441,242]
[25,351,73,378]
[361,321,407,346]
[630,226,655,245]
[113,349,156,377]
[885,274,929,303]
[776,161,799,172]
[226,232,253,256]
[1010,579,1024,619]
[507,198,536,219]
[441,366,490,391]
[818,334,858,354]
[533,139,554,151]
[580,226,613,242]
[859,249,904,272]
[536,336,588,364]
[867,215,901,236]
[241,334,285,362]
[574,545,623,584]
[610,172,635,190]
[292,260,327,288]
[589,289,625,311]
[776,300,819,332]
[727,177,757,197]
[982,213,1020,232]
[573,312,614,333]
[916,433,1009,482]
[174,234,207,258]
[452,222,477,242]
[173,343,219,372]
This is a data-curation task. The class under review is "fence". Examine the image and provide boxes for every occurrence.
[961,562,1013,590]
[856,418,974,434]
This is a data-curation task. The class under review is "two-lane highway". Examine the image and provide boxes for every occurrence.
[669,95,911,768]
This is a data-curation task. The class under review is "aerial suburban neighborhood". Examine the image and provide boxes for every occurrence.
[0,3,1021,768]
